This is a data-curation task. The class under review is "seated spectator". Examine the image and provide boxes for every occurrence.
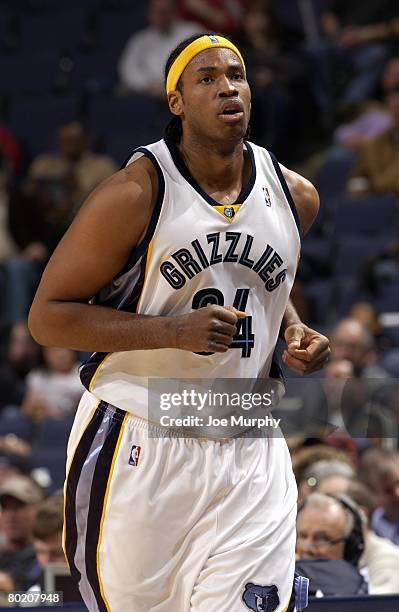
[118,0,201,97]
[28,121,117,210]
[348,88,399,193]
[349,302,394,353]
[307,0,395,121]
[0,454,31,488]
[331,318,389,378]
[0,571,14,606]
[371,451,399,546]
[298,459,355,503]
[31,492,66,583]
[179,0,246,37]
[239,4,308,159]
[317,476,399,594]
[21,348,82,421]
[0,322,42,414]
[293,444,354,504]
[0,150,17,263]
[296,492,368,595]
[0,476,43,591]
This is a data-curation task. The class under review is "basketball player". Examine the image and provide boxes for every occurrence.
[29,34,330,612]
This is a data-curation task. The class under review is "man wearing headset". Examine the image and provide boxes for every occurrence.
[296,493,368,596]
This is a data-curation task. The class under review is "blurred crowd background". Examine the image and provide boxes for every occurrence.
[0,0,398,606]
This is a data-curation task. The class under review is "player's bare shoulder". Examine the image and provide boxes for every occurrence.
[280,164,320,236]
[83,154,158,242]
[29,154,159,312]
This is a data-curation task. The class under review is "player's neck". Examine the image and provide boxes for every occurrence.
[178,135,245,193]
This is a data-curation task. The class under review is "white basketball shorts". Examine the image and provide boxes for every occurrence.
[63,391,297,612]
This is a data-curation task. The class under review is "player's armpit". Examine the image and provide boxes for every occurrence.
[280,165,320,237]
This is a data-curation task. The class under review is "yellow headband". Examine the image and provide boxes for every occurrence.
[166,34,246,94]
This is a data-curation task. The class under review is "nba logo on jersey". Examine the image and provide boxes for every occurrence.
[208,35,219,43]
[129,445,141,466]
[263,186,272,207]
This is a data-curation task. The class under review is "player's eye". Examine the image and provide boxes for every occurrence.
[232,73,243,80]
[201,76,212,83]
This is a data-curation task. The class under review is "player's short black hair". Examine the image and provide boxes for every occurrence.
[164,33,250,143]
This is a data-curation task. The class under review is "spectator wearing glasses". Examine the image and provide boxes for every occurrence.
[296,493,368,596]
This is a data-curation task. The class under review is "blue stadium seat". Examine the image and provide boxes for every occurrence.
[98,8,147,53]
[0,52,58,94]
[316,149,356,206]
[334,194,399,238]
[71,49,119,90]
[19,11,85,53]
[88,94,163,161]
[9,95,79,156]
[303,279,333,325]
[31,447,66,492]
[333,237,393,278]
[0,413,34,442]
[302,236,332,267]
[375,279,399,313]
[35,416,75,450]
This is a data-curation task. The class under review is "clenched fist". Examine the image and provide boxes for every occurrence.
[173,304,247,353]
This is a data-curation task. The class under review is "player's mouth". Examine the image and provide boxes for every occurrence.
[218,101,244,123]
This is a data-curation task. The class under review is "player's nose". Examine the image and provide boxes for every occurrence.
[218,74,238,97]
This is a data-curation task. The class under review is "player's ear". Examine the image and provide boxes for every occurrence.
[168,90,184,118]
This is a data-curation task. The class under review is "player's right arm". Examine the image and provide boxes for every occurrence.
[28,158,242,355]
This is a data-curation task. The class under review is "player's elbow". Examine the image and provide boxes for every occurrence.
[28,297,54,347]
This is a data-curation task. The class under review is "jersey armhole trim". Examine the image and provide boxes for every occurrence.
[268,151,301,238]
[116,147,165,278]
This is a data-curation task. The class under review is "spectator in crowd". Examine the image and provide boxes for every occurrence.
[0,455,31,488]
[348,88,399,193]
[308,0,397,121]
[331,318,389,378]
[0,571,14,607]
[178,0,246,36]
[21,347,82,421]
[297,459,355,504]
[316,476,399,594]
[296,492,368,595]
[28,121,117,210]
[0,476,43,591]
[381,55,399,93]
[0,151,17,264]
[32,492,66,574]
[293,444,354,503]
[118,0,201,97]
[1,122,116,324]
[0,323,41,414]
[239,3,308,158]
[349,302,394,353]
[371,452,399,546]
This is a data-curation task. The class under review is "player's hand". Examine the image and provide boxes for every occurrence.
[282,323,330,375]
[173,305,247,353]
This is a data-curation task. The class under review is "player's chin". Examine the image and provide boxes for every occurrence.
[216,118,247,140]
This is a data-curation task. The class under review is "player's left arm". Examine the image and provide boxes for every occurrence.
[279,165,331,375]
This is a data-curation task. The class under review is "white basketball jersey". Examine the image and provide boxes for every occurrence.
[80,138,301,418]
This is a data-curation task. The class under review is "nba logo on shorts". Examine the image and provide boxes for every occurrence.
[263,186,272,207]
[129,445,141,466]
[208,35,219,43]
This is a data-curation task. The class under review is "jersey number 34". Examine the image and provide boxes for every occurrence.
[192,288,255,358]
